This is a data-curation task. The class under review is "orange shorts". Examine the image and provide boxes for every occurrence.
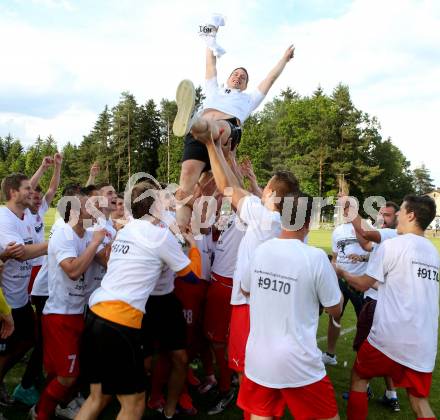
[228,304,250,372]
[238,374,338,419]
[42,314,84,377]
[203,273,232,343]
[354,340,432,398]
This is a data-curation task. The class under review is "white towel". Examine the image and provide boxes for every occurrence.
[198,13,226,58]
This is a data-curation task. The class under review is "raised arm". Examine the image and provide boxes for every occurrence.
[206,47,217,80]
[30,156,53,190]
[258,45,295,95]
[86,162,100,187]
[44,153,63,205]
[206,141,250,213]
[351,214,382,244]
[240,158,262,198]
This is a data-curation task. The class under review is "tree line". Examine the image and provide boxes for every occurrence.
[0,84,436,204]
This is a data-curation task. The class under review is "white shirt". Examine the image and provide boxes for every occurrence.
[242,238,341,388]
[367,234,440,372]
[0,207,34,308]
[89,219,190,313]
[212,213,246,278]
[231,196,281,305]
[151,267,175,296]
[44,223,94,315]
[85,218,117,300]
[25,199,49,267]
[364,228,398,300]
[195,233,214,281]
[203,77,265,123]
[31,218,65,297]
[332,223,368,276]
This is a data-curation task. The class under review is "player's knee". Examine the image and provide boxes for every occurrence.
[133,396,145,417]
[171,349,188,368]
[57,375,77,387]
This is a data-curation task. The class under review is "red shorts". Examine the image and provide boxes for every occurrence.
[203,273,232,343]
[354,340,433,398]
[174,278,208,328]
[228,304,250,372]
[238,374,338,419]
[28,265,42,294]
[42,314,84,377]
[174,278,208,347]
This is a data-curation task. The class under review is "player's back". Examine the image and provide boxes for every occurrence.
[245,238,340,388]
[368,233,440,372]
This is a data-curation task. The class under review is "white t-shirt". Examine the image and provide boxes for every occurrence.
[44,223,95,315]
[231,196,281,305]
[364,228,398,300]
[85,218,117,300]
[203,77,265,123]
[242,238,341,388]
[195,233,214,281]
[367,234,440,372]
[0,207,34,308]
[31,218,65,297]
[212,213,246,278]
[25,199,49,267]
[89,219,190,313]
[151,267,175,296]
[332,223,368,276]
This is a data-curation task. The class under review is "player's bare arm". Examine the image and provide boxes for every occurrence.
[257,45,295,95]
[341,269,377,292]
[352,213,381,244]
[44,152,63,205]
[19,242,48,262]
[204,136,250,213]
[59,230,105,280]
[30,156,53,190]
[206,47,217,80]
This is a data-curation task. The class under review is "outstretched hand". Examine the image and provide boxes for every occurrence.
[90,162,100,177]
[283,45,295,63]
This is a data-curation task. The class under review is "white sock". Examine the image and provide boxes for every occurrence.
[385,390,397,399]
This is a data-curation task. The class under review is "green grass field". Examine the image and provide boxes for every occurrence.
[2,209,439,419]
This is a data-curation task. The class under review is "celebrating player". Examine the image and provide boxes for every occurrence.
[173,39,295,227]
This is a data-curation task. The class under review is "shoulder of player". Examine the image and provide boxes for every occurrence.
[0,206,19,225]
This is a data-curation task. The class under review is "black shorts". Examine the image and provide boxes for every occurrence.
[182,118,242,171]
[80,310,145,395]
[141,292,187,357]
[353,298,376,351]
[0,301,35,354]
[339,278,364,318]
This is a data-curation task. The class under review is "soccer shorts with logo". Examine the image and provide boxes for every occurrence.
[354,340,433,398]
[228,304,250,372]
[203,273,232,343]
[42,314,84,377]
[238,374,338,419]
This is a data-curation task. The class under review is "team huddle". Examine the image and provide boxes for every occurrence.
[0,27,439,420]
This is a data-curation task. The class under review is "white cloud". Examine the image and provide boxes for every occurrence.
[0,106,96,147]
[1,0,439,186]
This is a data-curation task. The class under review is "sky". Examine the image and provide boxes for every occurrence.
[1,0,439,186]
